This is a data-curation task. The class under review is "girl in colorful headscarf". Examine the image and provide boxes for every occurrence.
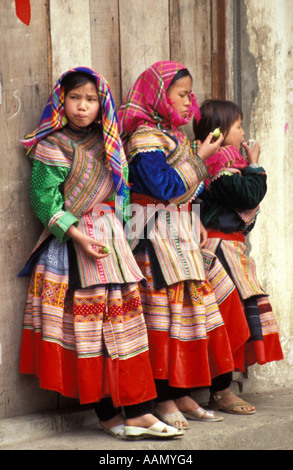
[18,67,183,441]
[194,99,283,414]
[118,61,250,429]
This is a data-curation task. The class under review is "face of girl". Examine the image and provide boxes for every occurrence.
[167,75,193,119]
[223,117,245,150]
[64,81,100,128]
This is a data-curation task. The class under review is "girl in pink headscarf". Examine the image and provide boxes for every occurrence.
[118,62,250,430]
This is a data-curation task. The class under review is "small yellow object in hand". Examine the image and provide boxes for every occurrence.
[102,245,110,253]
[212,127,221,138]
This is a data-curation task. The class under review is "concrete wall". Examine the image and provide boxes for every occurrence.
[233,0,293,391]
[0,0,292,420]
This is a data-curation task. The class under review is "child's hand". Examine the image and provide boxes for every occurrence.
[79,235,111,259]
[197,132,224,161]
[242,140,260,165]
[199,222,208,248]
[66,225,111,259]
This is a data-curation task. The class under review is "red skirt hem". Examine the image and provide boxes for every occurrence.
[19,329,157,406]
[244,334,284,367]
[147,324,235,389]
[217,288,250,371]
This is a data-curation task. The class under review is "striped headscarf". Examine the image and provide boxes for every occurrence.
[21,66,128,206]
[118,61,201,143]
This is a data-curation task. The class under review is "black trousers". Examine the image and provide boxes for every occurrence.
[94,372,232,421]
[154,374,232,400]
[94,397,153,421]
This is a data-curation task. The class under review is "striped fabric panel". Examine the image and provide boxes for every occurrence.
[126,125,177,159]
[135,251,224,341]
[202,237,220,253]
[30,136,72,168]
[202,248,235,304]
[169,135,209,205]
[169,176,205,206]
[23,267,71,347]
[257,296,280,336]
[23,265,148,359]
[174,157,208,190]
[205,238,267,299]
[127,205,205,284]
[149,210,206,284]
[73,283,149,359]
[73,210,144,287]
[200,282,227,333]
[63,133,115,218]
[236,206,260,226]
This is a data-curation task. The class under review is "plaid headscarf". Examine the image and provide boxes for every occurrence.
[203,145,248,188]
[118,61,201,143]
[21,66,128,205]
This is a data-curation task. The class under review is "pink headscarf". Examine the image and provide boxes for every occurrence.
[118,61,201,143]
[203,144,248,188]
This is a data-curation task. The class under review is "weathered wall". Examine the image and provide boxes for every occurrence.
[0,1,58,419]
[0,0,292,420]
[233,0,293,390]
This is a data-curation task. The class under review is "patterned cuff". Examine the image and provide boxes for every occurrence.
[175,155,209,189]
[48,211,79,242]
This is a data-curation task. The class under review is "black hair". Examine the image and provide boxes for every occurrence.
[61,71,102,123]
[168,68,192,90]
[61,71,98,97]
[193,99,243,141]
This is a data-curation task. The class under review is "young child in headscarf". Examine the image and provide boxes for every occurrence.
[194,99,283,414]
[118,61,251,429]
[18,66,183,440]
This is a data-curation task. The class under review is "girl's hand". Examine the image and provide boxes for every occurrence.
[66,225,111,260]
[77,234,111,259]
[242,140,261,165]
[199,221,208,248]
[197,133,224,161]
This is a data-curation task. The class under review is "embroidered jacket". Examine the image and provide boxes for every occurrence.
[200,165,267,234]
[125,125,210,286]
[21,124,143,287]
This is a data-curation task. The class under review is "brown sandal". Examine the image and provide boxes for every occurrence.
[209,391,256,415]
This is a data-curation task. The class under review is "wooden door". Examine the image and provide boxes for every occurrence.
[1,0,230,418]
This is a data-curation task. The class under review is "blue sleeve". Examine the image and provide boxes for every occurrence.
[129,150,186,200]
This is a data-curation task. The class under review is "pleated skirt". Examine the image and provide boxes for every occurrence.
[19,238,157,406]
[134,248,250,389]
[205,234,284,368]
